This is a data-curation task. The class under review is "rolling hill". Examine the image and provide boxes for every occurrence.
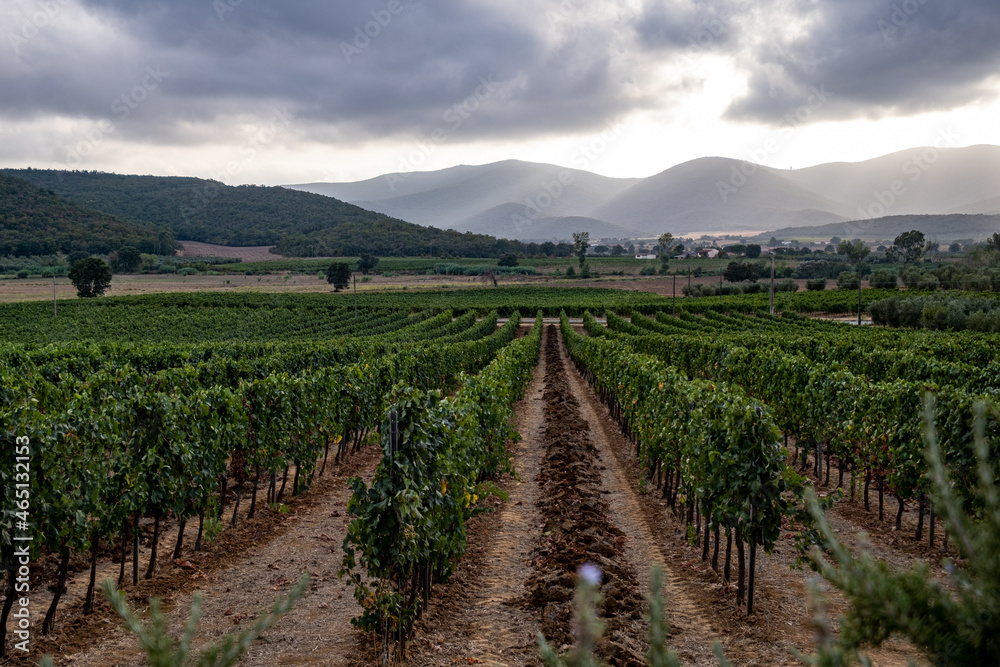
[289,145,1000,240]
[0,171,161,256]
[288,160,642,241]
[755,214,1000,243]
[3,169,562,257]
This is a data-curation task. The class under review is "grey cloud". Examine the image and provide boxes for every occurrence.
[1,0,660,148]
[724,0,1000,122]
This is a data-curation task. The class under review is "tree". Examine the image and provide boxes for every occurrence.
[610,244,625,256]
[325,262,351,292]
[888,230,926,264]
[68,258,112,298]
[594,245,609,255]
[830,236,842,245]
[67,250,89,266]
[745,243,761,259]
[156,227,176,256]
[497,253,518,267]
[837,239,870,325]
[112,246,142,273]
[986,233,1000,253]
[949,242,962,253]
[572,232,590,267]
[657,233,674,273]
[724,261,760,283]
[356,254,379,275]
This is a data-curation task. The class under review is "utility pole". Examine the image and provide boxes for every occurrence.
[672,273,676,316]
[858,275,863,326]
[769,254,775,315]
[53,274,57,317]
[688,269,691,298]
[353,274,358,318]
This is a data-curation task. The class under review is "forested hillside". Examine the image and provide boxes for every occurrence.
[0,172,162,256]
[4,169,564,257]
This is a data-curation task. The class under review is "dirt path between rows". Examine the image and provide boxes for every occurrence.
[404,326,724,666]
[60,447,383,667]
[555,332,723,667]
[402,328,549,667]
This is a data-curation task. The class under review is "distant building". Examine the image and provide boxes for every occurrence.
[635,254,658,260]
[697,248,720,259]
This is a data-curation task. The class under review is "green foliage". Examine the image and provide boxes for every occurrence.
[497,252,519,267]
[868,269,897,290]
[987,232,1000,253]
[837,240,871,270]
[99,574,308,667]
[836,271,859,291]
[68,257,113,297]
[3,169,571,259]
[870,294,1000,331]
[573,232,590,267]
[563,314,800,571]
[801,398,1000,665]
[113,245,142,273]
[776,278,799,292]
[326,262,351,291]
[724,261,760,283]
[745,243,762,259]
[357,253,380,274]
[888,229,926,264]
[202,516,224,543]
[340,313,542,658]
[0,172,159,256]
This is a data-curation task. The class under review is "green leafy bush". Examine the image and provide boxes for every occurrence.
[836,271,859,290]
[806,278,826,291]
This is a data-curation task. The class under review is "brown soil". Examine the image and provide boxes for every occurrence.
[41,447,382,666]
[11,327,939,667]
[178,241,287,261]
[524,326,647,666]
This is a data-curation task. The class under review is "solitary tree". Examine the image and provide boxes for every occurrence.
[837,239,871,325]
[356,254,380,275]
[112,246,142,274]
[68,258,113,298]
[326,262,351,292]
[572,232,590,267]
[657,233,674,273]
[497,253,519,267]
[888,230,927,264]
[745,243,762,259]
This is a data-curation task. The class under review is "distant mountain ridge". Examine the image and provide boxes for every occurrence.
[288,145,1000,240]
[3,168,562,257]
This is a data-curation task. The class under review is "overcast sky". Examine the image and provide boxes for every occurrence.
[3,0,999,185]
